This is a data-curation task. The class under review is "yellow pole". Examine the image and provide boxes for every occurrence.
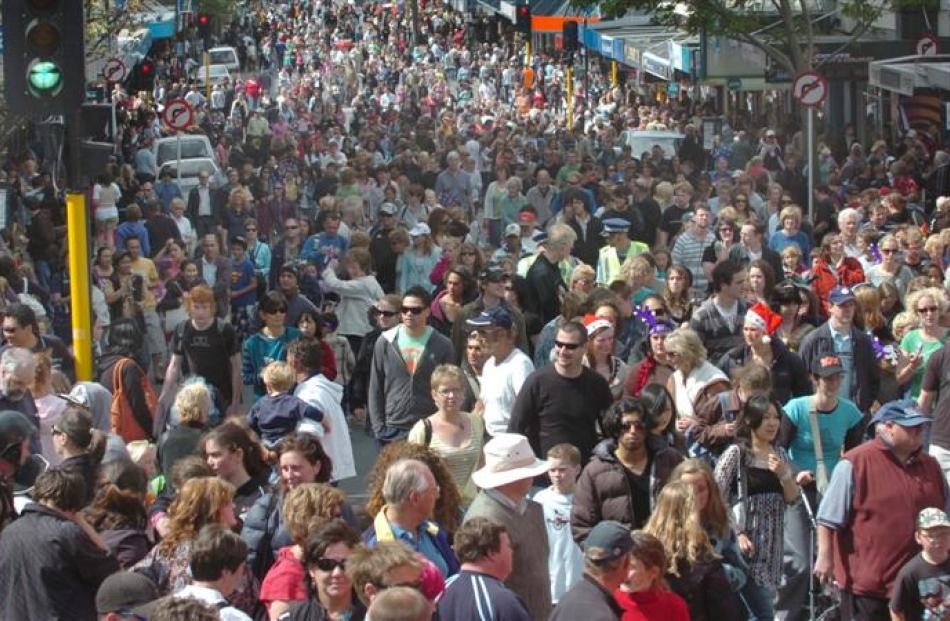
[66,192,93,381]
[525,40,531,67]
[205,51,212,100]
[566,67,574,131]
[611,61,619,88]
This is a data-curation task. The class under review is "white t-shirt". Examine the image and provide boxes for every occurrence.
[480,348,534,436]
[532,487,585,603]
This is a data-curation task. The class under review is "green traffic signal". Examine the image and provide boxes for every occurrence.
[27,60,63,95]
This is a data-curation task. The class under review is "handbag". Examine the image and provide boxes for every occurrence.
[18,278,46,318]
[807,398,830,496]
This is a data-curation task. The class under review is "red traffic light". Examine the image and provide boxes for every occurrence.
[197,13,210,26]
[140,61,154,75]
[517,5,529,15]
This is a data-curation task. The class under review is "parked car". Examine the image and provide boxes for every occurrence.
[159,158,225,196]
[192,64,231,88]
[622,130,685,159]
[153,135,215,168]
[207,46,241,74]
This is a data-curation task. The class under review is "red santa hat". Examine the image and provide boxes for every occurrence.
[744,302,783,344]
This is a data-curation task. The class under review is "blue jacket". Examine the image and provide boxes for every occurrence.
[362,508,460,577]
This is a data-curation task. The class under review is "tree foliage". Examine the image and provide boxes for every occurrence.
[571,0,938,74]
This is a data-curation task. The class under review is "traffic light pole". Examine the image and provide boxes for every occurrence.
[67,104,94,382]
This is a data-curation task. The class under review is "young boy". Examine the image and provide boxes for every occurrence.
[532,443,585,604]
[889,508,950,621]
[229,236,258,340]
[174,524,252,620]
[246,361,326,448]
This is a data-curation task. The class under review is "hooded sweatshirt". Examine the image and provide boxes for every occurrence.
[294,373,356,481]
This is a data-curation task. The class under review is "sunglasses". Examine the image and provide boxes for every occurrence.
[401,306,425,315]
[554,340,582,350]
[314,557,347,572]
[881,248,898,255]
[620,420,647,432]
[373,308,398,318]
[267,308,289,314]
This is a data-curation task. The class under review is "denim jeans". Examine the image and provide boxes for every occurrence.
[741,580,776,621]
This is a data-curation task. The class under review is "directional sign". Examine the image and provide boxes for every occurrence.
[162,98,195,131]
[917,33,939,56]
[103,58,127,83]
[792,71,828,108]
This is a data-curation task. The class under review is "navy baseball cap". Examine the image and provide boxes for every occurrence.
[466,305,514,329]
[584,520,633,562]
[870,399,931,427]
[829,286,857,306]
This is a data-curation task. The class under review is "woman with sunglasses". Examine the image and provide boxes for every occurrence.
[866,234,915,298]
[242,291,302,400]
[283,519,366,621]
[897,287,949,399]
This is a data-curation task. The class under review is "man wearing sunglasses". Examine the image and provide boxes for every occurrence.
[572,398,683,543]
[369,287,454,447]
[508,321,613,465]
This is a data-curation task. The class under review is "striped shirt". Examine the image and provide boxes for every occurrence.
[437,570,533,621]
[671,229,715,292]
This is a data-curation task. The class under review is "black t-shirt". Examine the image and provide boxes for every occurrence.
[172,319,240,405]
[659,205,690,241]
[889,552,950,620]
[623,456,653,529]
[509,366,614,464]
[923,345,950,448]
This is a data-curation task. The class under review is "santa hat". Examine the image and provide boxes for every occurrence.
[583,314,614,336]
[744,302,783,344]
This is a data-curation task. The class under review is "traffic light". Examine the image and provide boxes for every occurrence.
[197,13,211,42]
[515,4,531,33]
[129,60,156,93]
[2,0,86,117]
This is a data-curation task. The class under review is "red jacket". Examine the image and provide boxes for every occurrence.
[811,257,865,316]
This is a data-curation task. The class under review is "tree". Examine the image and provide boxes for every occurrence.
[576,0,936,76]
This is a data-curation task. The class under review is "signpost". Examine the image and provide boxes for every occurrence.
[793,71,828,222]
[103,57,127,83]
[917,33,939,56]
[162,98,195,182]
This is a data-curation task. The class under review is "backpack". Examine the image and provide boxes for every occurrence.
[110,357,158,442]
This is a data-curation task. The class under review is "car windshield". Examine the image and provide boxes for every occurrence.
[627,135,684,159]
[209,51,235,65]
[157,142,211,164]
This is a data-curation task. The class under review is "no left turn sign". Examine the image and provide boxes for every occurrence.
[162,98,195,131]
[792,71,828,108]
[104,58,127,83]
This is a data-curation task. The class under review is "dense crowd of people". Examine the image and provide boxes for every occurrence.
[2,0,950,620]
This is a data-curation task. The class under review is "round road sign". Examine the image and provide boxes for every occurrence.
[162,98,195,131]
[917,33,939,56]
[103,58,127,83]
[792,71,828,108]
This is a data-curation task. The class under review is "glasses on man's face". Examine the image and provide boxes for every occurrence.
[554,340,581,351]
[372,308,398,318]
[401,306,425,315]
[620,419,647,432]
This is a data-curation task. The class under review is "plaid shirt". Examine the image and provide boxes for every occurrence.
[689,297,748,365]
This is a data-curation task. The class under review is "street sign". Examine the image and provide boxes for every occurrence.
[727,78,742,91]
[917,33,939,56]
[162,98,194,131]
[792,71,828,108]
[103,58,127,83]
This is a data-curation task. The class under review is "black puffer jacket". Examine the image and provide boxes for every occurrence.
[571,437,683,545]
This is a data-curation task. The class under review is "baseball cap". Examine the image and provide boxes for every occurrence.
[812,354,844,377]
[918,508,950,530]
[379,203,398,216]
[504,223,521,238]
[409,223,431,237]
[479,266,510,283]
[466,305,514,329]
[829,286,856,306]
[96,572,161,616]
[584,520,633,562]
[870,399,932,428]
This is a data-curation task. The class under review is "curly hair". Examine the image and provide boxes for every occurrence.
[159,477,235,553]
[282,483,347,545]
[644,481,717,577]
[364,442,462,534]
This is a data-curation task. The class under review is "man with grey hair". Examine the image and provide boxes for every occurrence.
[367,586,433,621]
[0,348,38,453]
[837,207,862,258]
[362,458,460,577]
[435,151,473,212]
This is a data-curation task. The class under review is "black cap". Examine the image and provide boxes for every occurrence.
[96,572,161,615]
[0,410,35,463]
[479,267,509,283]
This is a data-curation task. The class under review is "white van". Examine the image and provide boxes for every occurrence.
[153,134,216,168]
[207,46,241,74]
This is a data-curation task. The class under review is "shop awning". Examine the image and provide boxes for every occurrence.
[582,18,692,79]
[869,54,950,96]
